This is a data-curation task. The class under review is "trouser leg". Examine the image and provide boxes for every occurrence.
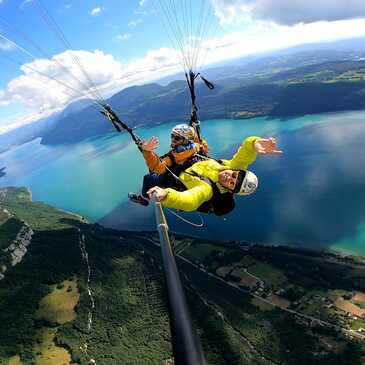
[141,173,166,198]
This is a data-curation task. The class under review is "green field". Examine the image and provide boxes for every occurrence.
[350,320,365,331]
[178,257,361,364]
[181,243,239,270]
[247,262,287,288]
[35,280,80,325]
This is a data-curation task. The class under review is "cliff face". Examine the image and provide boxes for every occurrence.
[0,221,33,280]
[4,223,33,265]
[0,195,34,280]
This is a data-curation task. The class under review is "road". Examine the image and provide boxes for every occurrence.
[139,235,365,341]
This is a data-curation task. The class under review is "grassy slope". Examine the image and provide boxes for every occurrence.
[35,280,80,325]
[0,188,172,365]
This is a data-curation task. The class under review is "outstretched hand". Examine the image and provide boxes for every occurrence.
[147,186,168,201]
[254,138,283,155]
[141,136,159,152]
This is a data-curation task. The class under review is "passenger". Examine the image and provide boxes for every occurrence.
[146,136,283,216]
[128,124,209,206]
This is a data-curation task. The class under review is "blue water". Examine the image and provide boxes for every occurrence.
[1,111,365,256]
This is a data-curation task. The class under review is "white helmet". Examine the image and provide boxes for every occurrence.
[234,170,258,196]
[171,124,195,141]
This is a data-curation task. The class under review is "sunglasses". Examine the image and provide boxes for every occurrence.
[171,134,185,142]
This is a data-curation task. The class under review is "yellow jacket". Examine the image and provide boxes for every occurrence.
[162,136,260,211]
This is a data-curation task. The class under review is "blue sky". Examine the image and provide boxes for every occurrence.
[1,0,365,133]
[0,0,225,128]
[0,1,213,125]
[0,1,172,78]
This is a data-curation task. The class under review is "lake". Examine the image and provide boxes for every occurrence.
[1,110,365,256]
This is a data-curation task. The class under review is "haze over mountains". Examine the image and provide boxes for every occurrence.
[2,37,365,147]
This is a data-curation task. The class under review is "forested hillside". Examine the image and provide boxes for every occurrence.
[1,187,365,364]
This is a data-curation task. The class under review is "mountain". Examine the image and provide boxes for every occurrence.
[0,115,55,154]
[1,187,365,364]
[0,99,92,153]
[3,38,365,148]
[38,38,365,145]
[158,37,365,85]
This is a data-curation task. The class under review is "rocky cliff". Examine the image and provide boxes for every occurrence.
[0,218,33,280]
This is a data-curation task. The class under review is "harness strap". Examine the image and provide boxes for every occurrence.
[184,170,213,186]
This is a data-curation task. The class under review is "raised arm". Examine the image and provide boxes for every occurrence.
[222,136,283,170]
[221,136,260,170]
[141,137,169,174]
[142,138,205,174]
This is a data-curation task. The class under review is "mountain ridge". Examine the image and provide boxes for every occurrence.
[40,39,365,145]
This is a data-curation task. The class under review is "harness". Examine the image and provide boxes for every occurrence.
[182,170,236,217]
[159,151,207,191]
[162,152,205,176]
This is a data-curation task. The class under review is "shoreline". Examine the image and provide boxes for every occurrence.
[122,228,365,265]
[35,108,365,147]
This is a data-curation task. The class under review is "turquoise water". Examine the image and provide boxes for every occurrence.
[1,110,365,256]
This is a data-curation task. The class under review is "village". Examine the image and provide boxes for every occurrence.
[169,235,365,339]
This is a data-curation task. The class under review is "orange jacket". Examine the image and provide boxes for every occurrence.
[143,140,209,175]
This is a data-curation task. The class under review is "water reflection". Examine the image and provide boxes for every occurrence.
[1,112,365,255]
[101,119,365,255]
[82,139,131,160]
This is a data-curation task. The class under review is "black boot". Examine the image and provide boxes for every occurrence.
[128,193,149,206]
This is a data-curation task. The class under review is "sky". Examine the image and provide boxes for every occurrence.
[1,0,365,134]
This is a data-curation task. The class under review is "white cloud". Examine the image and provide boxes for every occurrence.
[20,0,34,10]
[95,47,181,97]
[123,48,180,78]
[3,9,365,134]
[196,17,365,67]
[0,110,56,135]
[0,47,182,132]
[0,39,15,51]
[115,33,132,41]
[0,90,7,106]
[0,48,181,134]
[139,0,148,6]
[134,10,148,16]
[0,50,124,112]
[211,0,365,25]
[90,7,102,16]
[128,19,143,28]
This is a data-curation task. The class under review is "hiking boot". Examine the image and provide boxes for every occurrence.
[128,193,149,206]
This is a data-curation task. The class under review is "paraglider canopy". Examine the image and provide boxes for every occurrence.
[151,0,218,139]
[151,0,217,75]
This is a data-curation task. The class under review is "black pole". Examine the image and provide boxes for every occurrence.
[152,196,207,365]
